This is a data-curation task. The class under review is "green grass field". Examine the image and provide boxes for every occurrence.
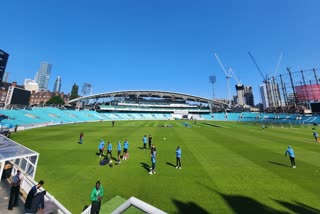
[10,120,320,214]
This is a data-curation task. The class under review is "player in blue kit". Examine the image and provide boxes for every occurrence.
[143,135,147,150]
[117,141,121,163]
[285,145,296,168]
[149,147,156,175]
[176,146,182,169]
[106,142,113,160]
[98,139,105,157]
[123,139,129,160]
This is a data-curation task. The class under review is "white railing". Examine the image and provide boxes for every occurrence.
[81,196,167,214]
[112,197,167,214]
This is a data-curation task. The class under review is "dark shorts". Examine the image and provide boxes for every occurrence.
[118,150,121,156]
[99,149,103,154]
[124,148,128,153]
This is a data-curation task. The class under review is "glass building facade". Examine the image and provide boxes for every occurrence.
[35,62,52,91]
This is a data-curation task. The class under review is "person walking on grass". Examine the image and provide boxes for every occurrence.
[117,141,121,163]
[148,134,152,149]
[98,139,105,157]
[149,147,156,175]
[313,131,319,143]
[123,139,129,160]
[90,181,104,214]
[143,135,147,150]
[285,145,296,168]
[176,146,182,169]
[106,142,113,160]
[79,131,84,144]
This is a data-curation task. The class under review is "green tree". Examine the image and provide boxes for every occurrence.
[46,96,65,105]
[70,83,79,100]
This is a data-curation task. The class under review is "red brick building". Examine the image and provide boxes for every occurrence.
[29,91,70,106]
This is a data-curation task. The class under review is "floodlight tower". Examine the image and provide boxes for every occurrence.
[209,75,216,100]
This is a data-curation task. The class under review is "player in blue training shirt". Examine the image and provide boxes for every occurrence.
[106,142,113,160]
[98,139,105,157]
[143,135,147,151]
[117,141,122,163]
[176,146,182,169]
[313,131,319,143]
[285,145,296,168]
[123,139,129,160]
[149,148,156,175]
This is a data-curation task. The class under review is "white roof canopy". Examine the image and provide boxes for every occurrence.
[0,135,39,180]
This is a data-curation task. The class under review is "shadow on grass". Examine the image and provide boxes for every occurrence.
[111,157,119,162]
[273,199,320,214]
[196,182,288,214]
[268,161,291,168]
[140,162,150,172]
[137,146,146,150]
[166,162,176,168]
[172,199,210,214]
[201,123,222,128]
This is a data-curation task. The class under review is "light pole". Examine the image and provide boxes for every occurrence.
[209,75,216,100]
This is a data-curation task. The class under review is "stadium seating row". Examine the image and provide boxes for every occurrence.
[0,107,318,128]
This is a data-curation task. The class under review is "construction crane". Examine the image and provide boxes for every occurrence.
[272,52,283,107]
[228,67,242,86]
[214,53,232,106]
[248,52,268,81]
[248,52,274,108]
[273,52,283,77]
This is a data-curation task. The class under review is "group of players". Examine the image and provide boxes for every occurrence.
[95,134,182,175]
[98,139,129,163]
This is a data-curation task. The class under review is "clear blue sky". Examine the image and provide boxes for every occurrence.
[2,0,320,104]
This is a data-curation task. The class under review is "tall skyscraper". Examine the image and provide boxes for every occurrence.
[235,84,245,105]
[244,86,254,106]
[35,62,52,91]
[0,49,9,85]
[3,71,9,82]
[53,76,61,93]
[260,84,268,109]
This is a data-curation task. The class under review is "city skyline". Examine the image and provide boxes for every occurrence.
[2,1,320,104]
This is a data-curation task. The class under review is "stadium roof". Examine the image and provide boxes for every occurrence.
[68,90,228,107]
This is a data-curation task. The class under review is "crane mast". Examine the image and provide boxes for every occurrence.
[214,53,232,107]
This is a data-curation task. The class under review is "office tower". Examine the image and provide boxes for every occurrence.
[53,76,61,93]
[243,86,254,106]
[3,71,9,82]
[35,62,52,91]
[260,84,268,109]
[235,84,245,105]
[0,49,9,85]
